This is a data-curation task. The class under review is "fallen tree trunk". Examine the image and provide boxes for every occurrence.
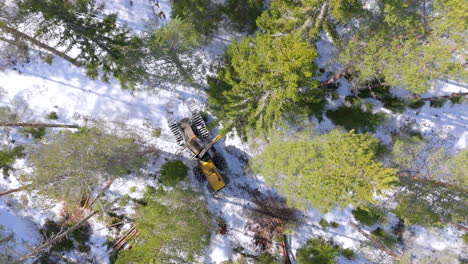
[419,92,468,101]
[0,122,79,128]
[0,185,31,197]
[15,210,98,264]
[0,20,82,67]
[349,222,400,260]
[320,68,349,86]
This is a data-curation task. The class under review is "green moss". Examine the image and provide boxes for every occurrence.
[330,222,339,228]
[46,111,59,120]
[463,233,468,244]
[119,194,130,207]
[159,160,188,186]
[129,186,137,193]
[326,106,386,132]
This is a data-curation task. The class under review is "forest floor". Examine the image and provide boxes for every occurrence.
[0,0,467,263]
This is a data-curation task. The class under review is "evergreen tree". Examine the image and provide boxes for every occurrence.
[208,33,320,137]
[27,127,144,207]
[257,0,365,41]
[147,18,202,85]
[391,136,468,226]
[0,225,18,263]
[223,0,264,32]
[115,187,211,263]
[17,0,146,89]
[339,0,467,93]
[252,129,397,212]
[170,0,221,36]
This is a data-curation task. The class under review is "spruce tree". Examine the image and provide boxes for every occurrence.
[27,127,144,207]
[338,0,467,93]
[170,0,221,36]
[208,33,320,137]
[17,0,146,89]
[391,136,468,226]
[252,129,397,212]
[115,188,211,263]
[147,18,202,85]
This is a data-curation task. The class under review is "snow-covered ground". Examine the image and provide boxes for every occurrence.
[0,1,467,263]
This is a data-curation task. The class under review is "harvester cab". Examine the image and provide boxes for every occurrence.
[168,105,227,192]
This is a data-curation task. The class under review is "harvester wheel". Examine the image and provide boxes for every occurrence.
[191,111,210,139]
[168,119,185,146]
[193,166,205,182]
[213,153,227,171]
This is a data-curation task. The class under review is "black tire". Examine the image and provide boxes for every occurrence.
[193,166,205,182]
[212,152,227,171]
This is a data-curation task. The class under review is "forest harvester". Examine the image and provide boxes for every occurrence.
[168,104,227,192]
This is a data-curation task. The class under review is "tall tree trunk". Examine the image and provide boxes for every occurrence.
[0,122,79,128]
[0,20,82,67]
[14,210,98,264]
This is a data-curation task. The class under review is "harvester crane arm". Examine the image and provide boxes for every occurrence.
[197,134,223,158]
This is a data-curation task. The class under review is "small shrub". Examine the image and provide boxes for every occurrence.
[20,127,46,140]
[160,160,188,186]
[0,146,24,169]
[330,92,339,100]
[381,95,406,113]
[344,95,360,105]
[152,128,162,137]
[370,227,397,248]
[330,222,339,228]
[357,82,390,98]
[352,207,381,226]
[46,111,59,120]
[105,216,121,227]
[429,99,446,108]
[119,194,130,207]
[306,99,327,122]
[297,237,340,264]
[42,53,54,65]
[319,218,329,228]
[408,99,425,109]
[449,96,464,104]
[129,186,137,193]
[142,185,158,203]
[326,106,385,132]
[463,233,468,244]
[341,248,355,260]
